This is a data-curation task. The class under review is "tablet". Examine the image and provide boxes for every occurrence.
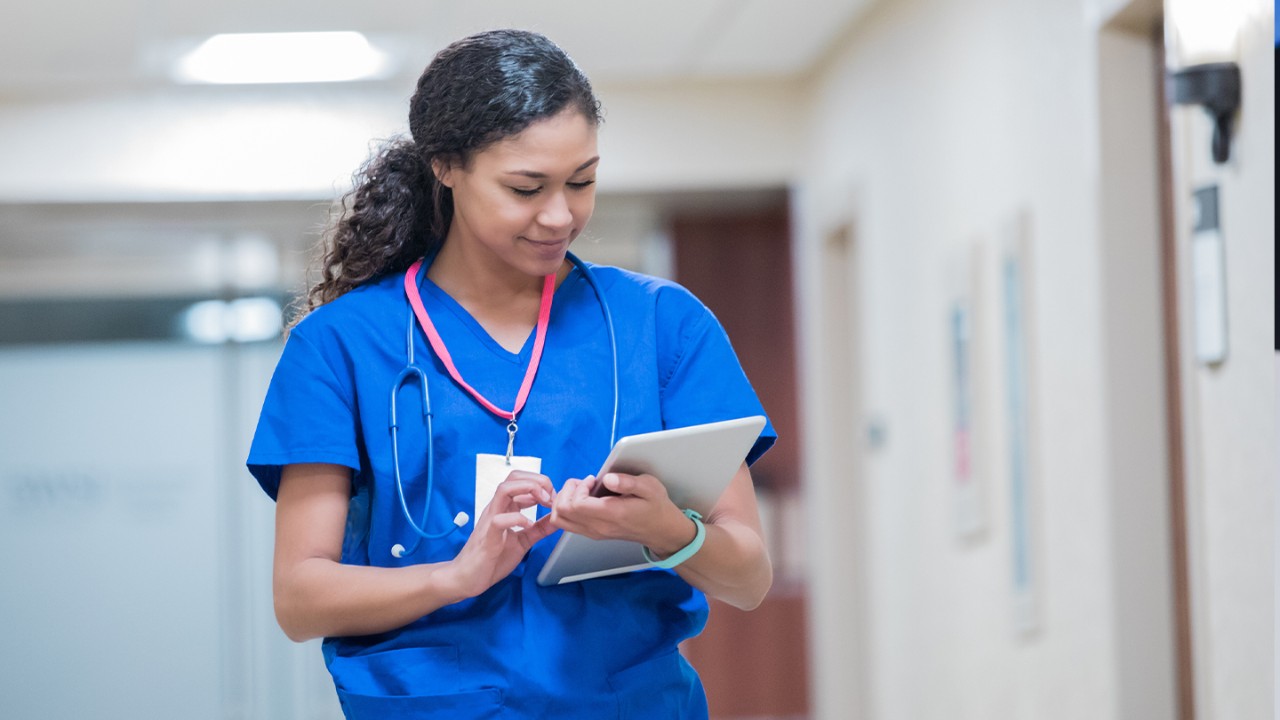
[535,415,767,586]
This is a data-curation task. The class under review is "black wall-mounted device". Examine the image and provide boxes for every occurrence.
[1168,62,1242,164]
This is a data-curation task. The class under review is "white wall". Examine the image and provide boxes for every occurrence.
[0,345,232,719]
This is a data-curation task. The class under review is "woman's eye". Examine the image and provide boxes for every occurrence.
[510,179,593,197]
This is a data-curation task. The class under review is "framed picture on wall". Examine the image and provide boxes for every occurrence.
[948,241,985,540]
[1001,209,1040,638]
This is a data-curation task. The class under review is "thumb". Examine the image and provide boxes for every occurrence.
[602,472,660,499]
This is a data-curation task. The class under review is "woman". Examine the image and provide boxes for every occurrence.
[248,29,775,718]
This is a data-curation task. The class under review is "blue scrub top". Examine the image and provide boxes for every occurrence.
[248,259,775,719]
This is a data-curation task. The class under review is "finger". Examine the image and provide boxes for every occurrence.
[548,514,597,539]
[599,473,628,496]
[481,488,542,525]
[588,473,620,497]
[490,511,536,532]
[496,468,552,497]
[515,515,557,548]
[570,476,595,502]
[555,477,585,505]
[555,477,578,501]
[503,469,551,483]
[506,493,541,510]
[493,477,554,508]
[503,470,555,500]
[511,482,554,507]
[550,486,616,537]
[555,479,586,525]
[601,472,662,500]
[552,477,597,523]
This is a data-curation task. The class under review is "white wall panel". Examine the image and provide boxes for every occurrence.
[0,344,225,719]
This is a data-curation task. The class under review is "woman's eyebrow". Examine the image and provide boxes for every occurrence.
[505,156,600,179]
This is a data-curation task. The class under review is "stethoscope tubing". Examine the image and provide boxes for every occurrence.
[388,252,617,557]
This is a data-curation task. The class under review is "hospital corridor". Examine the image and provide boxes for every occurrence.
[0,1,1274,719]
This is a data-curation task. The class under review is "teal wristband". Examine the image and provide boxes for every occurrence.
[643,509,705,569]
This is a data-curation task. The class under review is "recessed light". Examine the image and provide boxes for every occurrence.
[173,31,391,85]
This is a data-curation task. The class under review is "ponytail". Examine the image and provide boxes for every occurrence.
[295,139,447,323]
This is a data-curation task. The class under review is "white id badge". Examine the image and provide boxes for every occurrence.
[475,454,542,526]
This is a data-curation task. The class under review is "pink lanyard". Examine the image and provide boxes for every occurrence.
[403,259,555,455]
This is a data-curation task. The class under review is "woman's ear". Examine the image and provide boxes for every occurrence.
[431,158,454,189]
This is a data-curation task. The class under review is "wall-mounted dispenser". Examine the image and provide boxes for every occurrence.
[1168,62,1242,164]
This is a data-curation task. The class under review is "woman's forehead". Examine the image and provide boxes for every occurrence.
[476,109,598,172]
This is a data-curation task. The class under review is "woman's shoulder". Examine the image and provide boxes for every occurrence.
[290,272,403,340]
[581,263,708,319]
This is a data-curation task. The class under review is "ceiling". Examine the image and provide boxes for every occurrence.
[0,0,875,95]
[0,2,865,299]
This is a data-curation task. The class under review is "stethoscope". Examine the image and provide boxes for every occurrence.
[388,251,618,558]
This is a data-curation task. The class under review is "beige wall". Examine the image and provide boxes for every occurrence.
[1165,0,1276,718]
[794,0,1272,718]
[796,0,1117,716]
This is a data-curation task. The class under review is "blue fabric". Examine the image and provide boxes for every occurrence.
[248,261,775,719]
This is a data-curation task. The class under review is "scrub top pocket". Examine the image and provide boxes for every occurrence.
[607,650,708,720]
[336,687,503,719]
[328,645,505,719]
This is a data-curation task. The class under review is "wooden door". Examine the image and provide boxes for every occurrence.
[671,202,809,718]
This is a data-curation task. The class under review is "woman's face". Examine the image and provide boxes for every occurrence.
[437,107,599,279]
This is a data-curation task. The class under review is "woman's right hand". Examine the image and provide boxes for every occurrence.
[274,465,556,641]
[444,470,557,599]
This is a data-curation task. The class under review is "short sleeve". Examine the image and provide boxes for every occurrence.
[247,329,361,500]
[657,288,777,466]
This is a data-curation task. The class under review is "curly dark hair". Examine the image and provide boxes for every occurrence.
[297,29,602,321]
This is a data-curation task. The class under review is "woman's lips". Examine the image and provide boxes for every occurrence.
[522,236,571,255]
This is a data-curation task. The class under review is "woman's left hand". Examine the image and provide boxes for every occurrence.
[552,462,772,610]
[548,473,698,558]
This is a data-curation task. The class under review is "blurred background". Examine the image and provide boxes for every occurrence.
[0,1,1273,718]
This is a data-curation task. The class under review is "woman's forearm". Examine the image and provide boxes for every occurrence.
[274,556,469,642]
[273,463,475,642]
[668,515,773,611]
[274,464,559,641]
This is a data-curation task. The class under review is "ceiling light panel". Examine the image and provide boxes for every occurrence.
[173,31,392,84]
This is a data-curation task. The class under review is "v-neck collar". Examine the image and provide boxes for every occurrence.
[416,263,583,365]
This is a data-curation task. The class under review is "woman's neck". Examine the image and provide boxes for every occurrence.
[428,240,539,305]
[426,240,568,353]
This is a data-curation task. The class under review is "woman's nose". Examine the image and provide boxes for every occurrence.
[537,190,573,231]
